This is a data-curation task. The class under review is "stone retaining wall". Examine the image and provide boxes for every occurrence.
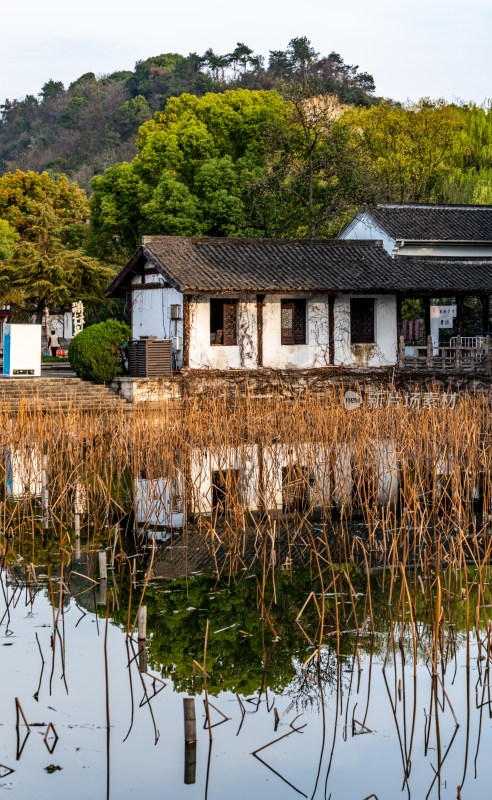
[111,366,492,403]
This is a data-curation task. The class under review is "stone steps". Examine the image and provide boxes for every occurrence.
[0,377,129,411]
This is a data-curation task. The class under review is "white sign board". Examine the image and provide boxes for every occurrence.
[430,306,457,346]
[3,324,42,377]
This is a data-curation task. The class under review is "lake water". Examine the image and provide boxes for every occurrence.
[1,552,490,800]
[1,393,491,798]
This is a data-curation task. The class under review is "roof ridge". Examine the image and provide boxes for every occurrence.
[377,203,492,211]
[144,235,383,248]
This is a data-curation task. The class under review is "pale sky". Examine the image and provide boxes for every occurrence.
[2,0,491,105]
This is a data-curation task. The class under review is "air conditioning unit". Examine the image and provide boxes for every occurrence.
[170,304,181,320]
[173,336,182,351]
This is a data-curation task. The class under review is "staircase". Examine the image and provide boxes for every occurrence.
[0,377,130,412]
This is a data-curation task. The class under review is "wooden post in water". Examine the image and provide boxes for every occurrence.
[183,698,197,742]
[184,742,197,784]
[42,454,48,528]
[99,550,107,581]
[398,335,405,369]
[138,605,148,671]
[138,605,147,641]
[426,335,433,368]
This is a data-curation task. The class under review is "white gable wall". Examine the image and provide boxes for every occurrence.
[338,213,396,254]
[131,271,184,367]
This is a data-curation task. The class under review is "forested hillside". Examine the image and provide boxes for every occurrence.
[2,38,492,325]
[0,38,377,191]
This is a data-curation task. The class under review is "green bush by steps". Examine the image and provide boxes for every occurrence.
[68,320,131,384]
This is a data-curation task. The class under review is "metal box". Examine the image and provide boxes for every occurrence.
[170,304,181,320]
[128,337,173,377]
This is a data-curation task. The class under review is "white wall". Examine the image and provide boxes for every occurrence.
[132,286,397,370]
[334,295,397,367]
[135,476,184,530]
[338,213,396,255]
[263,295,330,368]
[189,445,258,514]
[6,447,42,498]
[188,294,258,370]
[131,273,184,366]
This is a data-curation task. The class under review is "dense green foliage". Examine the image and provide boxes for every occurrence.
[68,319,131,383]
[0,170,116,320]
[0,218,17,261]
[89,89,292,256]
[0,39,376,191]
[88,92,492,257]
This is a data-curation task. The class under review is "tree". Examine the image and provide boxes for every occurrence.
[228,43,254,80]
[89,89,289,258]
[251,89,377,238]
[0,171,116,321]
[39,79,64,103]
[0,203,115,321]
[0,219,18,261]
[345,99,465,202]
[0,170,89,235]
[286,37,319,85]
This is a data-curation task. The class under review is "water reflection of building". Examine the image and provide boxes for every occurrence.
[6,446,42,499]
[134,441,400,536]
[135,473,185,534]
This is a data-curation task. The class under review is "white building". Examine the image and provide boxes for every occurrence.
[107,236,401,369]
[338,202,492,340]
[106,216,492,372]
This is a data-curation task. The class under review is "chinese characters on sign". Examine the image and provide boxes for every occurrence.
[72,301,85,336]
[431,305,457,329]
[344,389,457,410]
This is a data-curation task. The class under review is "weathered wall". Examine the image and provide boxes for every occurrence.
[334,295,397,367]
[188,294,258,370]
[262,295,330,368]
[135,476,184,530]
[131,286,397,370]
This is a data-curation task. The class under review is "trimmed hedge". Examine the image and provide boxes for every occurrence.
[68,320,131,384]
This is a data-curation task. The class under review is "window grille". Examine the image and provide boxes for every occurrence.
[350,298,374,344]
[281,299,306,345]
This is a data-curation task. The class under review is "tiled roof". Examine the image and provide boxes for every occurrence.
[392,257,492,293]
[105,236,492,297]
[106,236,402,295]
[143,236,400,292]
[369,203,492,241]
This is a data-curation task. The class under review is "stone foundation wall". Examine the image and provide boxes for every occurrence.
[111,367,492,403]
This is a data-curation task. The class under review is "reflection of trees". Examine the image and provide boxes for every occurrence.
[111,567,324,696]
[99,563,477,699]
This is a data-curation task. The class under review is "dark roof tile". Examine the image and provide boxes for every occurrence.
[369,203,492,241]
[105,236,492,297]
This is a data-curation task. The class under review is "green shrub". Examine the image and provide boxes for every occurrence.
[68,320,131,384]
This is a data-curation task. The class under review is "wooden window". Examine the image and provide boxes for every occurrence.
[210,299,237,346]
[281,299,306,345]
[212,469,241,517]
[282,466,310,514]
[350,298,374,344]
